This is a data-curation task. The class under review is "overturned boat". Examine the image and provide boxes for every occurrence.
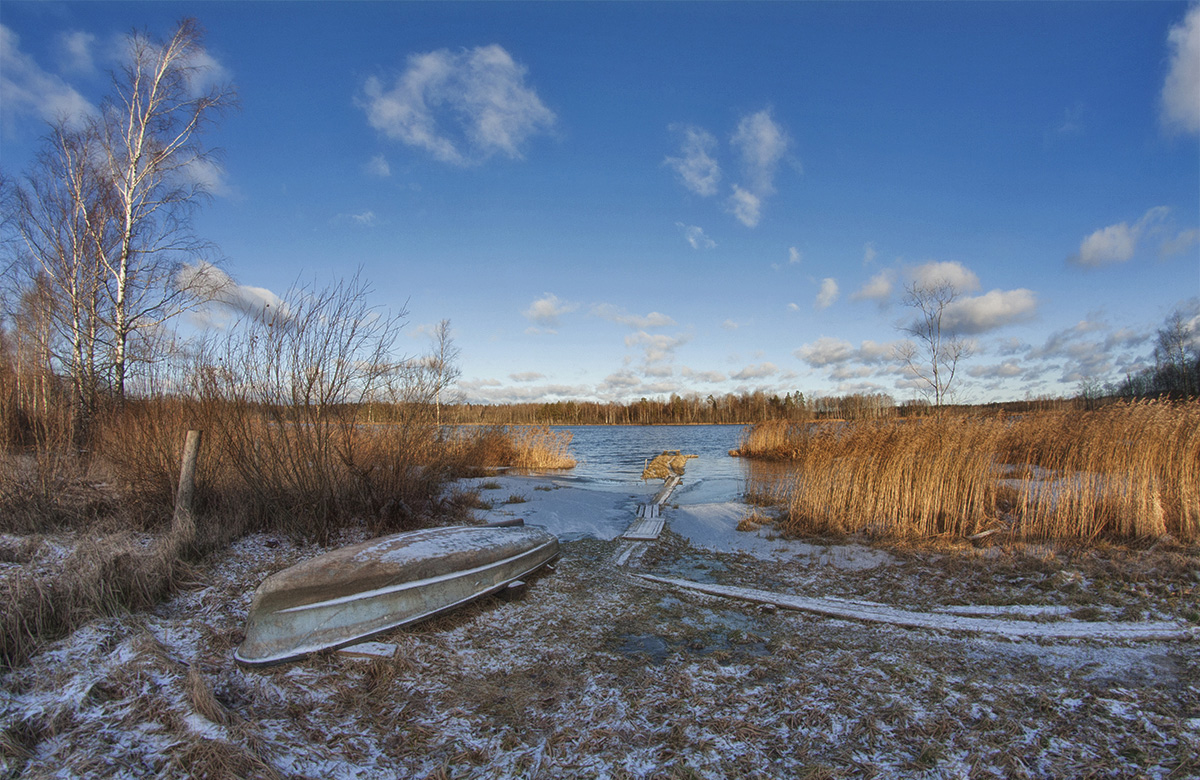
[235,522,559,666]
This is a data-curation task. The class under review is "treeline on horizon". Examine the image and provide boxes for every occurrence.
[436,361,1200,427]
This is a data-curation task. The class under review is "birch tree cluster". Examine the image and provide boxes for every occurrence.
[2,19,236,446]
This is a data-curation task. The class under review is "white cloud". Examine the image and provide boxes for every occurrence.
[625,330,690,364]
[359,44,555,166]
[794,337,901,367]
[1161,228,1200,257]
[351,210,377,227]
[966,361,1026,379]
[664,125,721,196]
[181,156,234,198]
[676,223,716,250]
[852,269,895,303]
[1071,207,1170,267]
[727,185,762,228]
[724,109,791,228]
[1077,222,1137,266]
[509,372,545,383]
[862,242,878,265]
[365,154,391,178]
[730,109,789,196]
[731,362,778,380]
[0,25,95,131]
[942,289,1037,335]
[56,30,96,74]
[794,337,854,367]
[909,260,981,293]
[787,302,800,312]
[179,262,286,323]
[591,303,675,329]
[681,367,728,383]
[815,278,839,310]
[1162,5,1200,134]
[788,247,803,265]
[523,293,577,330]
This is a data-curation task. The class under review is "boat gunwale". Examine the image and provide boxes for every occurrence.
[275,538,559,614]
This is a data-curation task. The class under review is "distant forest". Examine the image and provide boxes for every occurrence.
[438,391,1076,426]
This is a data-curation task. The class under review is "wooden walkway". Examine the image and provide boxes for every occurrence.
[613,474,683,566]
[621,475,680,541]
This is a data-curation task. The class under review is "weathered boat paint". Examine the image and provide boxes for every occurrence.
[235,524,558,665]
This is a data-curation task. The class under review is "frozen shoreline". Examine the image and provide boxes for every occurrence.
[3,473,1198,778]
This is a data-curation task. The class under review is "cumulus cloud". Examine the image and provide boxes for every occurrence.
[795,337,886,367]
[852,269,896,303]
[788,247,803,265]
[359,44,555,166]
[523,293,577,330]
[941,289,1037,335]
[1071,206,1169,267]
[676,223,716,250]
[509,372,545,383]
[591,303,675,329]
[815,278,839,310]
[909,260,982,293]
[625,330,690,364]
[966,361,1026,380]
[0,25,95,131]
[1162,5,1200,134]
[178,262,286,323]
[722,319,739,331]
[664,125,721,196]
[863,242,878,265]
[731,362,778,380]
[682,367,728,383]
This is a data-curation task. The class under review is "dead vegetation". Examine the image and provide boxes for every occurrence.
[2,532,1196,779]
[738,401,1199,544]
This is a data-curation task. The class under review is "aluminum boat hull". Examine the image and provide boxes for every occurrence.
[235,524,558,665]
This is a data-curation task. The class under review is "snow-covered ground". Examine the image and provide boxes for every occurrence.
[3,474,1198,779]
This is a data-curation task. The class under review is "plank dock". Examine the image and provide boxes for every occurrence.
[613,474,683,567]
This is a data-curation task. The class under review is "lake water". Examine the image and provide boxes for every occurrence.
[553,424,751,505]
[474,425,893,567]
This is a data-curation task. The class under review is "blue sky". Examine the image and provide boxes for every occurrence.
[3,2,1198,405]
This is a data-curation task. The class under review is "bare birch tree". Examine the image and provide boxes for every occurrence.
[95,18,236,399]
[12,122,114,444]
[894,278,972,410]
[427,319,461,427]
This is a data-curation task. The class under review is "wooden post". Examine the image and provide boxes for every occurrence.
[172,430,202,542]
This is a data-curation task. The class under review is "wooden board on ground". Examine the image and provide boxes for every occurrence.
[623,517,665,541]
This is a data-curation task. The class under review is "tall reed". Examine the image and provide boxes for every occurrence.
[743,401,1199,543]
[747,417,1000,538]
[448,425,576,471]
[1000,401,1199,542]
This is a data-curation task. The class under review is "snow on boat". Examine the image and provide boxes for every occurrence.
[235,523,559,665]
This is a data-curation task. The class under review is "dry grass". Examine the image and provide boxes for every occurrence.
[741,401,1199,544]
[447,425,576,471]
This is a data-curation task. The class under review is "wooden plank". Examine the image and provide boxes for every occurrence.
[622,517,664,541]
